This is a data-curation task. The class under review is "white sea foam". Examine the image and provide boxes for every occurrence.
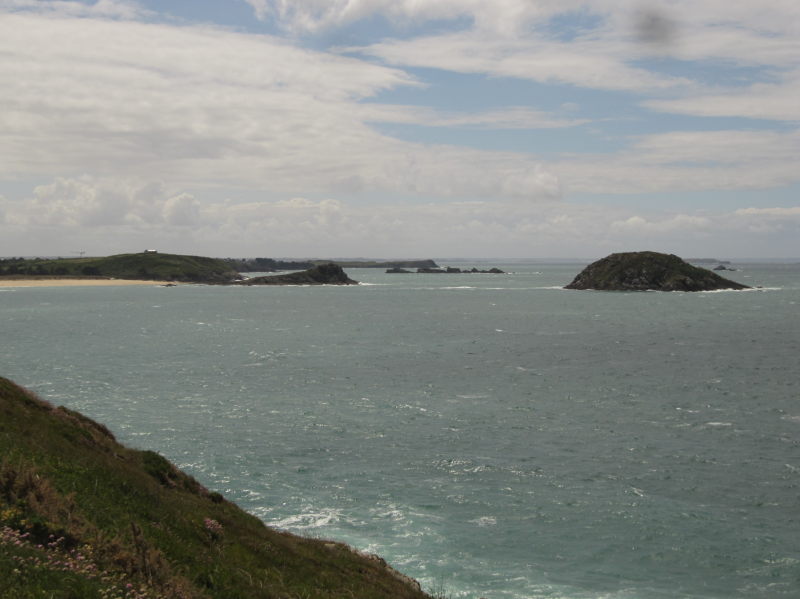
[469,516,497,527]
[701,286,781,293]
[396,403,428,412]
[269,508,342,531]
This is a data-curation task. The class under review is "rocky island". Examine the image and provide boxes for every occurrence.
[565,251,750,291]
[234,263,358,286]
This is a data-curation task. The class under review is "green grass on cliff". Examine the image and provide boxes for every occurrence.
[0,377,430,599]
[0,253,240,283]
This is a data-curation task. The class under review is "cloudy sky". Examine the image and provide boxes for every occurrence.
[1,0,799,259]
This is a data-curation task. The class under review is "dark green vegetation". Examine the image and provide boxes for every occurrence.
[0,253,240,284]
[225,259,440,272]
[233,263,358,286]
[225,259,439,272]
[0,377,430,598]
[564,251,750,291]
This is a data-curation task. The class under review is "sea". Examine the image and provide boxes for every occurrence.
[2,261,799,599]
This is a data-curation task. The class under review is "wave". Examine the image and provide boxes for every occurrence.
[701,286,781,293]
[468,516,497,527]
[268,507,343,531]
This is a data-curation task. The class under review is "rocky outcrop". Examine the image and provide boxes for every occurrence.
[234,263,358,286]
[564,251,749,291]
[415,266,505,274]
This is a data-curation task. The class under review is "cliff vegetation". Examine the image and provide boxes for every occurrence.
[0,253,240,284]
[0,377,429,598]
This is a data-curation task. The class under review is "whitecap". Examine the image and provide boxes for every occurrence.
[469,516,497,527]
[269,508,342,531]
[701,286,781,293]
[396,403,428,412]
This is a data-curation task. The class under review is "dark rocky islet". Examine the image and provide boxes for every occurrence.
[234,262,358,286]
[565,251,749,291]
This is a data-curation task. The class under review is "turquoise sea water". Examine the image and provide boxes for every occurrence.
[2,262,799,598]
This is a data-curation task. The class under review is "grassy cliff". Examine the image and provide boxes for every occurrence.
[0,253,240,283]
[0,377,430,599]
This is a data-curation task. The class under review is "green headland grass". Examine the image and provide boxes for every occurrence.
[0,253,239,283]
[0,377,430,598]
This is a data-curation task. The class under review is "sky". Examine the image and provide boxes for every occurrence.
[1,0,799,259]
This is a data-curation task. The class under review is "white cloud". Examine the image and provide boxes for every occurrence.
[0,0,148,19]
[731,206,800,236]
[163,193,201,226]
[735,206,800,217]
[6,176,198,228]
[0,10,564,202]
[3,176,798,258]
[611,214,713,234]
[319,1,800,118]
[551,129,800,194]
[358,105,588,129]
[645,74,800,122]
[242,0,270,21]
[351,31,688,93]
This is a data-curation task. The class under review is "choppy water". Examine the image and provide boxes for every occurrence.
[2,262,799,598]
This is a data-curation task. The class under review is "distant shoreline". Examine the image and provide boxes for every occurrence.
[0,277,175,288]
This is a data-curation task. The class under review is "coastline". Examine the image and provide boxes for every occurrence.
[0,278,176,288]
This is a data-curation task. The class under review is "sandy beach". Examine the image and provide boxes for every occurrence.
[0,278,176,288]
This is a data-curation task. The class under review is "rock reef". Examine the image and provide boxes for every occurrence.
[392,266,504,274]
[565,251,749,291]
[234,263,358,286]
